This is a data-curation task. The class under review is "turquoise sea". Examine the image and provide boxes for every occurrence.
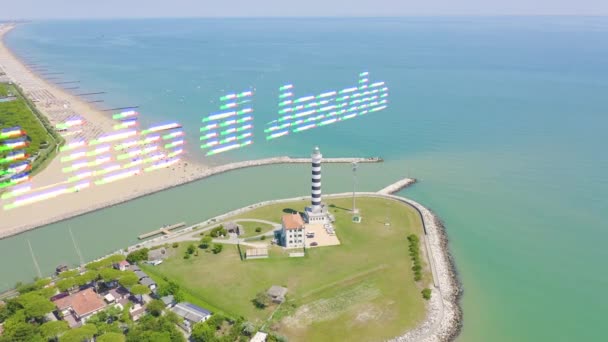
[1,17,608,341]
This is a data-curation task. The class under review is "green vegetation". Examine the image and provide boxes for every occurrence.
[148,196,430,342]
[0,82,63,176]
[237,221,275,238]
[407,234,423,282]
[422,288,432,300]
[209,225,227,238]
[146,299,166,317]
[191,315,254,342]
[126,248,148,263]
[253,292,270,309]
[199,236,212,249]
[212,243,224,254]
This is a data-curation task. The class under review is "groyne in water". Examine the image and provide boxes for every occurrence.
[0,156,382,240]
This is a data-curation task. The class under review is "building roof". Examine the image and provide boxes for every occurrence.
[160,295,175,306]
[134,270,148,279]
[251,332,268,342]
[53,288,106,318]
[140,277,156,287]
[109,287,130,299]
[282,213,304,230]
[118,260,130,267]
[171,302,212,323]
[267,285,288,298]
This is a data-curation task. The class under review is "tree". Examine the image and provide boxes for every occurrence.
[59,324,97,342]
[17,292,55,320]
[421,288,432,300]
[211,244,223,254]
[58,270,79,279]
[118,272,139,288]
[126,248,149,264]
[241,321,255,336]
[56,278,76,293]
[130,284,151,296]
[191,322,216,342]
[97,332,126,342]
[253,292,269,309]
[0,321,43,342]
[147,299,165,317]
[39,320,69,341]
[100,268,123,282]
[187,244,196,255]
[199,236,212,249]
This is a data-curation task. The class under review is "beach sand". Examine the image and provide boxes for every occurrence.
[0,23,207,237]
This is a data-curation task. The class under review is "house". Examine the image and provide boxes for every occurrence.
[224,221,241,235]
[251,332,268,342]
[129,303,146,321]
[140,277,157,291]
[113,260,130,271]
[103,287,130,305]
[266,286,288,304]
[280,213,305,248]
[160,295,176,308]
[171,302,212,332]
[52,288,106,327]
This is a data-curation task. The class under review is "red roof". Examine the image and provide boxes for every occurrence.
[118,260,130,267]
[282,213,304,230]
[53,288,106,318]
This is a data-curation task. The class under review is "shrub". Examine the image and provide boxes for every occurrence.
[212,244,223,254]
[261,236,266,240]
[187,244,196,255]
[253,292,269,309]
[422,288,432,300]
[172,242,179,248]
[255,227,262,233]
[199,236,212,249]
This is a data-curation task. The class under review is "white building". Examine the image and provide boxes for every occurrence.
[281,213,305,248]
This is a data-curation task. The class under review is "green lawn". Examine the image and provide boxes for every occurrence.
[0,83,60,176]
[236,221,276,238]
[151,196,431,342]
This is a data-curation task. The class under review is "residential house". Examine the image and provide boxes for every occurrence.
[280,213,305,248]
[129,303,146,321]
[171,302,212,333]
[160,295,176,308]
[52,288,106,327]
[113,260,130,271]
[266,286,288,304]
[140,277,157,291]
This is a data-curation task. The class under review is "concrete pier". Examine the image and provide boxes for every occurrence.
[377,178,417,195]
[138,222,185,240]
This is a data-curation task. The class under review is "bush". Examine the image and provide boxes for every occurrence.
[253,292,269,309]
[172,242,179,248]
[407,234,423,282]
[212,244,223,254]
[260,236,266,240]
[199,236,212,249]
[187,244,196,255]
[126,248,149,264]
[422,288,432,300]
[255,227,262,233]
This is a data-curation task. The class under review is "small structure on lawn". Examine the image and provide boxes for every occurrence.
[129,303,146,321]
[224,221,241,235]
[251,331,268,342]
[267,285,288,304]
[246,248,269,260]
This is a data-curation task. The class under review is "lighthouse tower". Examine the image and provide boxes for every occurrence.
[311,146,322,212]
[305,146,331,224]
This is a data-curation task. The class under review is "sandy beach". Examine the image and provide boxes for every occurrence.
[0,23,207,236]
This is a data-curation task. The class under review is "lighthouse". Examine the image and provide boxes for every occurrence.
[311,146,322,211]
[305,146,332,224]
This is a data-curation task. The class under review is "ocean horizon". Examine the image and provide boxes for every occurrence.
[1,17,607,341]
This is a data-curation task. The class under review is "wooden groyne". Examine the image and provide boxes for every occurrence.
[138,222,185,240]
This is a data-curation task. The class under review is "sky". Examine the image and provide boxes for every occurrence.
[2,0,608,19]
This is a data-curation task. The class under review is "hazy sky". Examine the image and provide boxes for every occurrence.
[2,0,608,19]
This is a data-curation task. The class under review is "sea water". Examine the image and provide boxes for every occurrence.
[2,17,608,342]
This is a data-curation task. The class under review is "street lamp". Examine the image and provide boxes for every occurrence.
[352,162,358,214]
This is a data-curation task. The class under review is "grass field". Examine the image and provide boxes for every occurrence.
[237,221,276,238]
[0,82,60,175]
[150,196,431,342]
